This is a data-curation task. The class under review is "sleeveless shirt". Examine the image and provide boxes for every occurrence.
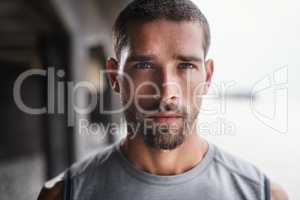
[61,141,270,200]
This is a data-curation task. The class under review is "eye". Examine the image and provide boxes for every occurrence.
[134,62,153,69]
[178,63,196,69]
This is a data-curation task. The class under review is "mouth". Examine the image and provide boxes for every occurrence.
[146,112,183,123]
[147,112,182,118]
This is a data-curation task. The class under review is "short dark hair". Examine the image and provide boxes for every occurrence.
[113,0,211,60]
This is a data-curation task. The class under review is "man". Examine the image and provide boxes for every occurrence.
[38,0,289,199]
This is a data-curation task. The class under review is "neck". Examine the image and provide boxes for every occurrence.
[120,128,208,176]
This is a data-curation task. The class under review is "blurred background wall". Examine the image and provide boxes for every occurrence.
[0,0,298,199]
[0,0,128,199]
[192,1,300,199]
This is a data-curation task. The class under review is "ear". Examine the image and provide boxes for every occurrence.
[204,59,214,95]
[106,57,120,93]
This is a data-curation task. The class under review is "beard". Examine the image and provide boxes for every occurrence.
[124,99,198,150]
[142,118,186,150]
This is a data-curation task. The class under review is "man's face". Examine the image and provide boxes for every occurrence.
[108,19,213,150]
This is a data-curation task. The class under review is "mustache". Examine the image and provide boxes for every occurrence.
[142,100,187,116]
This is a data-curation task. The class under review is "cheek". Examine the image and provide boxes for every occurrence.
[134,82,160,110]
[181,74,206,112]
[120,75,159,110]
[119,79,133,106]
[182,72,206,96]
[129,72,160,96]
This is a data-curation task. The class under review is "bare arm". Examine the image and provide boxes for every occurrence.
[37,174,65,200]
[271,182,289,200]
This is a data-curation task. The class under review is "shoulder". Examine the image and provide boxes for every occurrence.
[211,144,289,199]
[68,145,116,179]
[212,144,265,185]
[38,144,118,200]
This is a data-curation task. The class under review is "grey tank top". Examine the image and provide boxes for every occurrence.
[62,141,271,200]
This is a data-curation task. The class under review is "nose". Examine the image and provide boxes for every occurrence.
[158,67,181,105]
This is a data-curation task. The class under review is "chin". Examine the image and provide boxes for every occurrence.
[143,128,186,150]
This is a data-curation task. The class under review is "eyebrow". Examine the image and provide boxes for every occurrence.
[125,54,203,63]
[126,54,156,62]
[175,54,203,62]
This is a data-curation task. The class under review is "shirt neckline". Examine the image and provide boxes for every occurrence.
[114,139,215,185]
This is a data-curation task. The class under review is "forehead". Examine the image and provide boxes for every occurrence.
[124,19,205,59]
